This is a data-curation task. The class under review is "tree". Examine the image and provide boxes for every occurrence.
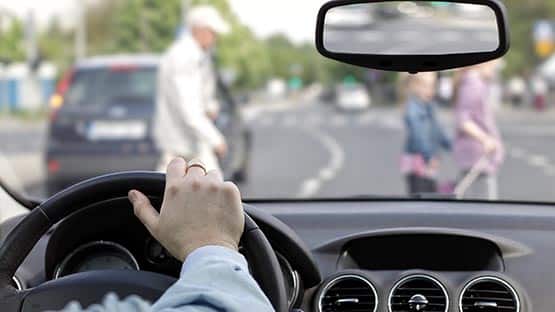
[109,0,182,53]
[38,19,75,70]
[0,19,25,63]
[31,0,369,89]
[503,0,555,76]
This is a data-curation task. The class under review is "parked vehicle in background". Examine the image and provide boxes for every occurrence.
[336,84,372,112]
[45,55,251,196]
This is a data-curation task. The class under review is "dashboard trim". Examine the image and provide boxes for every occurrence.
[53,240,140,279]
[11,275,23,291]
[314,227,532,259]
[276,252,301,308]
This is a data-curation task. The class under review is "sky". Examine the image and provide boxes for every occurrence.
[229,0,328,43]
[0,0,327,43]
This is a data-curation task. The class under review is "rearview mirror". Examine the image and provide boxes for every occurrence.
[316,0,510,72]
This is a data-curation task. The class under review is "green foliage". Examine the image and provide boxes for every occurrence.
[0,19,25,63]
[12,0,555,87]
[109,0,182,53]
[38,20,74,70]
[503,0,555,76]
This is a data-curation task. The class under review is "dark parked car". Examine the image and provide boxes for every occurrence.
[45,55,251,196]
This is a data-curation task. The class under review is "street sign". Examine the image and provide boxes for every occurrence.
[536,41,555,58]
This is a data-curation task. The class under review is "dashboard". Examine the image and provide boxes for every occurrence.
[3,198,555,311]
[253,199,553,312]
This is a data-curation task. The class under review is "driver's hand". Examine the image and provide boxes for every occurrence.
[128,157,244,262]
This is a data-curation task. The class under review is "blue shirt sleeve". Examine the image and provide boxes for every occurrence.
[152,246,274,312]
[55,246,274,312]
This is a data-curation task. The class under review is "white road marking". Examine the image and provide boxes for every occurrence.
[299,179,321,198]
[528,154,549,168]
[509,146,555,178]
[319,168,335,181]
[298,127,345,198]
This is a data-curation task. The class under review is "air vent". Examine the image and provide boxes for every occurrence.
[460,277,520,312]
[389,275,448,312]
[318,274,378,312]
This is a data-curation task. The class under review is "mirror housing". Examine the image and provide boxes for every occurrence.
[315,0,510,72]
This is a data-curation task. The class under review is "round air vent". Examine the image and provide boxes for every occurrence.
[389,274,448,312]
[317,274,378,312]
[459,276,520,312]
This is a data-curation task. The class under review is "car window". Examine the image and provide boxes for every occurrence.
[65,68,157,107]
[0,0,553,204]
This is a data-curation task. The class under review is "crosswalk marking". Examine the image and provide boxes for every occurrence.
[252,111,401,130]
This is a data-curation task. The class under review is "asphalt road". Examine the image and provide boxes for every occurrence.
[1,99,555,204]
[239,100,555,202]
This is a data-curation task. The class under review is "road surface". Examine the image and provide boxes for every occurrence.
[2,98,555,206]
[325,16,497,55]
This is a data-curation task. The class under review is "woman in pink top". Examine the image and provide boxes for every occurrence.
[453,61,505,200]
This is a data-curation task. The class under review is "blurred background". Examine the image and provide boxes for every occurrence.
[1,0,555,204]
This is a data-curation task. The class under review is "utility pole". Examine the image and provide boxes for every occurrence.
[24,10,38,69]
[75,1,87,60]
[182,0,192,23]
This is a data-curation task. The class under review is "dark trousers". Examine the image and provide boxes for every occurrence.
[406,174,437,194]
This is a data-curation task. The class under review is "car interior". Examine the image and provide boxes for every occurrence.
[0,0,550,312]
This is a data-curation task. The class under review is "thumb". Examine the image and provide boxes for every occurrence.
[128,190,159,235]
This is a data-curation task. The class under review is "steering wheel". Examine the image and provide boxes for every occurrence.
[0,172,287,312]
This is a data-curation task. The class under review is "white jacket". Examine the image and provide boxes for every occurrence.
[154,33,224,156]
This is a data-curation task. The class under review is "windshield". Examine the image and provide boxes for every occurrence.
[0,0,553,203]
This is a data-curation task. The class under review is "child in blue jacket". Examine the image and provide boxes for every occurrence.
[401,73,452,194]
